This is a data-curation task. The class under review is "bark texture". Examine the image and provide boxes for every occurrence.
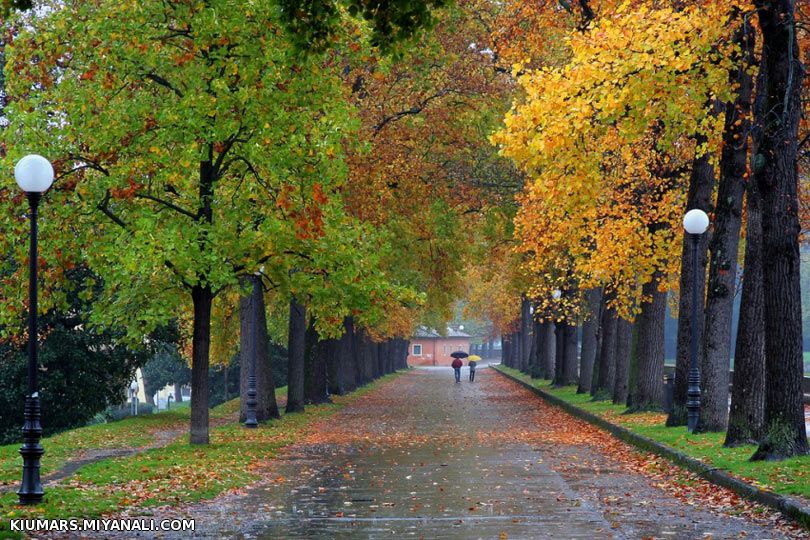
[751,1,809,459]
[542,322,555,380]
[239,275,279,423]
[285,295,306,413]
[628,273,666,411]
[698,19,755,433]
[304,322,330,405]
[190,285,212,444]
[578,288,602,394]
[613,318,633,405]
[593,299,617,399]
[563,323,579,385]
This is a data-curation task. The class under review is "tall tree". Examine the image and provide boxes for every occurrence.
[2,0,356,444]
[628,274,666,411]
[698,15,755,433]
[750,0,809,460]
[239,275,280,423]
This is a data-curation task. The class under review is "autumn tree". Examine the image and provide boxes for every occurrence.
[1,0,355,444]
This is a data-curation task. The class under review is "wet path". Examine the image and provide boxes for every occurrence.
[98,367,802,539]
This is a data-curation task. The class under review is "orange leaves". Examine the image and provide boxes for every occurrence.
[312,183,328,205]
[109,178,142,200]
[493,1,742,318]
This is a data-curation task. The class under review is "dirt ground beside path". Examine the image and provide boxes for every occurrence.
[61,367,808,539]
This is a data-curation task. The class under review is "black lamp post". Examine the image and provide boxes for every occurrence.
[683,209,709,433]
[15,154,54,505]
[244,275,259,428]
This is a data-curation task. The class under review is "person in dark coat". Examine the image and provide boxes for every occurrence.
[451,357,463,383]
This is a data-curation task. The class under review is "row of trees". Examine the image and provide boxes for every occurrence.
[0,0,513,443]
[476,0,809,461]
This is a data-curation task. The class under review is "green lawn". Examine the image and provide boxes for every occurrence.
[496,366,810,501]
[0,389,276,488]
[0,380,393,538]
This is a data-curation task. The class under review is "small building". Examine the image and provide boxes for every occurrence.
[408,326,471,366]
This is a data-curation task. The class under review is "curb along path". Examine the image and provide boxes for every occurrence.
[493,364,810,531]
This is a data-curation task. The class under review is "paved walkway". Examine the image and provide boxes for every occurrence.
[96,367,804,539]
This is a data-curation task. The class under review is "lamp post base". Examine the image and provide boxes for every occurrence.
[244,374,259,429]
[686,367,701,433]
[18,395,44,505]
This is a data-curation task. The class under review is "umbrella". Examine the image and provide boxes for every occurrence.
[450,351,469,359]
[468,355,481,362]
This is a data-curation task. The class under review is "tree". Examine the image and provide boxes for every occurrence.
[239,275,280,423]
[750,0,809,460]
[2,0,356,444]
[698,15,755,432]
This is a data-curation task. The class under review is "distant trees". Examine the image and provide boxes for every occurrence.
[0,268,148,444]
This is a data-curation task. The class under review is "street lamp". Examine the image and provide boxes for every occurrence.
[130,380,139,416]
[15,154,54,505]
[683,208,709,433]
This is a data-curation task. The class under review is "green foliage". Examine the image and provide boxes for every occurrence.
[0,268,148,445]
[1,0,359,342]
[277,0,449,51]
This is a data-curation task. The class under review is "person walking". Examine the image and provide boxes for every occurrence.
[468,358,477,382]
[451,357,463,383]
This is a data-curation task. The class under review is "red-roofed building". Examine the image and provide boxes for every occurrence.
[407,326,471,366]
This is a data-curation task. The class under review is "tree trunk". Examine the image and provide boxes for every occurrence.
[340,318,358,392]
[751,0,809,459]
[304,321,330,404]
[628,273,667,411]
[530,318,544,379]
[553,322,566,386]
[363,331,375,382]
[563,323,578,385]
[613,318,632,405]
[520,296,532,372]
[285,295,306,413]
[502,333,512,368]
[698,18,755,433]
[668,133,716,426]
[239,275,279,423]
[593,298,617,399]
[190,285,212,445]
[578,288,602,394]
[726,170,765,443]
[325,336,345,396]
[352,323,368,385]
[174,382,183,404]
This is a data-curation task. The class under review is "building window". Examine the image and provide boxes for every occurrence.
[413,344,422,356]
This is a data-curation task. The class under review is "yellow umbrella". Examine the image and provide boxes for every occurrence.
[468,355,481,361]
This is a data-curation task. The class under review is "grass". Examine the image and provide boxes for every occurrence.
[496,365,810,501]
[0,389,281,488]
[0,379,394,538]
